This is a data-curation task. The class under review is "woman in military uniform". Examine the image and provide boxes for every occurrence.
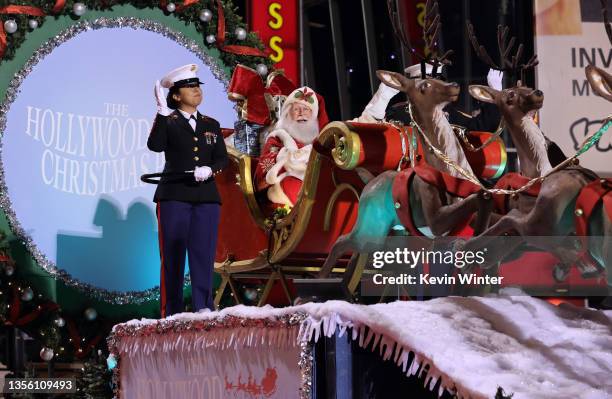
[147,64,228,317]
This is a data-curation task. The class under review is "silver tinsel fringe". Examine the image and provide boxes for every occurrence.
[0,17,230,305]
[107,312,313,399]
[298,340,314,399]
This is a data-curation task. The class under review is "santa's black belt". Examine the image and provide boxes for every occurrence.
[141,171,193,185]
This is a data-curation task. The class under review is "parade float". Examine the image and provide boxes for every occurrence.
[0,0,611,397]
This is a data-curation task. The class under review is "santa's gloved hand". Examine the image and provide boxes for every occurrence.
[194,166,212,182]
[361,83,400,120]
[155,80,172,116]
[487,69,503,91]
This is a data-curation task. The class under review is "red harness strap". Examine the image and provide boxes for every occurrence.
[413,165,482,198]
[391,164,481,237]
[574,179,612,264]
[605,190,612,221]
[575,179,612,236]
[492,172,542,214]
[392,168,421,236]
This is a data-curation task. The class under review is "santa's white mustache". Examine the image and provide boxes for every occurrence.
[276,114,319,145]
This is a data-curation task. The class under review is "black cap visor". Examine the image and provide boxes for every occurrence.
[173,78,204,88]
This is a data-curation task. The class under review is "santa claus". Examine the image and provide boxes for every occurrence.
[255,86,328,208]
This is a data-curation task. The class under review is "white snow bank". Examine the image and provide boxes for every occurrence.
[113,292,612,399]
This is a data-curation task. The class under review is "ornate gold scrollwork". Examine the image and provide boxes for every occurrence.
[319,122,362,170]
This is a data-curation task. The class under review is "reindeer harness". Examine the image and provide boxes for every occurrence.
[392,164,481,237]
[575,179,612,253]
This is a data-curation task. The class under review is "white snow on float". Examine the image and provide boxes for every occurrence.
[112,290,612,399]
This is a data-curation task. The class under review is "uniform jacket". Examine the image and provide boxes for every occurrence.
[147,110,228,203]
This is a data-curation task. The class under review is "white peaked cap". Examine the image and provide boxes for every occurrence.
[160,64,201,89]
[404,63,444,78]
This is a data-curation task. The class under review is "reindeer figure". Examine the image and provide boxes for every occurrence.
[319,0,491,279]
[457,23,604,278]
[586,0,612,104]
[576,0,612,292]
[581,64,612,292]
[318,72,491,279]
[587,64,612,102]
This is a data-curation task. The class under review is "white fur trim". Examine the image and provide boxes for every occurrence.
[264,139,312,206]
[265,145,312,183]
[268,128,299,150]
[265,147,289,185]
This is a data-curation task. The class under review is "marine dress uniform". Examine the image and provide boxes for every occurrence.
[147,65,228,317]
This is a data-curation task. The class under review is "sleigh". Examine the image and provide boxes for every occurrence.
[213,121,507,307]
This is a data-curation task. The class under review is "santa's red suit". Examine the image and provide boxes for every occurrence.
[255,87,328,207]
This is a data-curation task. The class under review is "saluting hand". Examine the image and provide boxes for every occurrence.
[155,80,173,116]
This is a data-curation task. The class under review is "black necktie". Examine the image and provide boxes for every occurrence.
[189,115,197,132]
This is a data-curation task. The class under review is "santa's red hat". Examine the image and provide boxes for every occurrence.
[282,87,329,130]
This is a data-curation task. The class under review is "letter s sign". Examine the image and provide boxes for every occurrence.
[250,0,299,83]
[269,36,284,63]
[268,3,283,30]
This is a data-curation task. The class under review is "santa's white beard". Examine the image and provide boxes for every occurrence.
[276,114,319,145]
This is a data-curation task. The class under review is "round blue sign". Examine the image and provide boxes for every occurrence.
[1,26,236,294]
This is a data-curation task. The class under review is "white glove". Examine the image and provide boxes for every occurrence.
[360,83,400,120]
[155,80,173,116]
[194,166,212,182]
[487,69,503,91]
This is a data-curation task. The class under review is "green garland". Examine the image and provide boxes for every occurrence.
[0,234,112,365]
[1,244,116,398]
[0,0,273,71]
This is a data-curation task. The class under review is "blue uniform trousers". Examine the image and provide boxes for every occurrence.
[156,200,220,317]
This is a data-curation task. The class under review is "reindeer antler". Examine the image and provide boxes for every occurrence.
[467,22,500,69]
[467,21,538,83]
[387,0,425,62]
[601,0,612,45]
[387,0,453,77]
[423,0,453,66]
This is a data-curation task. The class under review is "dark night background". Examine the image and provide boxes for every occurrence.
[235,0,535,122]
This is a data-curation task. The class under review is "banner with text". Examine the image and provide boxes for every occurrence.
[535,0,612,175]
